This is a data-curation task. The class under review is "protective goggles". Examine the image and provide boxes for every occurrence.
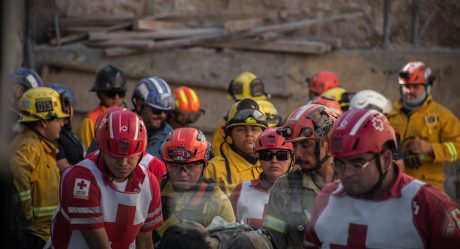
[232,109,266,123]
[166,161,203,171]
[265,113,282,126]
[104,91,126,98]
[259,150,290,161]
[167,148,194,162]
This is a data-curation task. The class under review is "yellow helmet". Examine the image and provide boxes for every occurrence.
[228,72,269,101]
[321,87,354,111]
[255,99,282,128]
[18,87,70,122]
[225,98,268,133]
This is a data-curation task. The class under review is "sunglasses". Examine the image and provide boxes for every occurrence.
[259,150,290,161]
[104,91,126,99]
[152,108,168,115]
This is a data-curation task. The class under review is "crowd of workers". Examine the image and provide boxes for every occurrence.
[4,61,460,249]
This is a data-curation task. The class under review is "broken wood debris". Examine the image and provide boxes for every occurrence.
[48,11,363,56]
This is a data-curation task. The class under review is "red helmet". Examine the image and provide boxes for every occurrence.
[94,106,127,137]
[96,110,147,157]
[280,104,338,143]
[328,109,397,158]
[310,95,343,116]
[162,127,211,163]
[399,61,434,85]
[255,127,293,152]
[307,70,340,95]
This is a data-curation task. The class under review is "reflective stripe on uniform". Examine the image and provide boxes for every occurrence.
[19,190,32,202]
[142,215,163,229]
[69,216,103,225]
[156,215,180,237]
[146,207,161,219]
[264,215,287,233]
[68,207,101,214]
[33,205,58,217]
[443,142,458,161]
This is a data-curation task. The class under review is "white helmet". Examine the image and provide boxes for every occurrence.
[350,89,393,114]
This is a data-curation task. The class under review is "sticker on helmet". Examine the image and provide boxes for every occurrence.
[371,116,384,132]
[338,120,348,130]
[35,98,54,113]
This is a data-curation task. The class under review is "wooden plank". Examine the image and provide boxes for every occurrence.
[49,22,131,46]
[133,19,188,31]
[209,39,332,54]
[59,16,134,27]
[88,39,155,49]
[224,18,265,33]
[89,28,222,41]
[104,11,363,57]
[147,11,295,22]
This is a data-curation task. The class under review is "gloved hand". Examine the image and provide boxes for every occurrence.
[403,152,422,169]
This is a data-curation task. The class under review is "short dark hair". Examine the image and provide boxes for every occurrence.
[158,221,210,249]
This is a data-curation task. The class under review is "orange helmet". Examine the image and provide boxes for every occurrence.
[399,61,434,85]
[307,70,340,95]
[279,104,338,143]
[161,128,211,163]
[309,95,343,116]
[174,86,201,113]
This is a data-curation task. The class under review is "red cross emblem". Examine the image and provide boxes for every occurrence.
[330,223,368,249]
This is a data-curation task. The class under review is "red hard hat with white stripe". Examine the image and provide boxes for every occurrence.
[96,109,147,157]
[328,109,397,158]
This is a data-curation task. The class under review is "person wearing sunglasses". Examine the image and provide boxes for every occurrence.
[205,98,268,196]
[263,103,339,249]
[9,87,68,249]
[76,65,127,151]
[46,83,84,173]
[155,128,235,244]
[229,128,293,229]
[167,86,205,129]
[131,76,175,158]
[303,109,460,249]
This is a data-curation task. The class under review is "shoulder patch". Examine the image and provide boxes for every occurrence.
[73,178,91,200]
[424,114,437,125]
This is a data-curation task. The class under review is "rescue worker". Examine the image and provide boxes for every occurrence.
[306,70,340,99]
[47,110,164,249]
[321,87,354,112]
[156,128,235,241]
[167,86,205,129]
[206,98,268,196]
[86,106,168,182]
[212,98,280,156]
[131,76,174,158]
[349,89,394,115]
[76,65,127,151]
[8,67,44,136]
[388,61,460,190]
[263,103,339,249]
[309,95,343,116]
[303,109,460,249]
[229,127,293,228]
[9,87,68,249]
[211,71,270,156]
[46,83,84,172]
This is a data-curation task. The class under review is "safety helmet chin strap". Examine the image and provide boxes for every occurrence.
[358,153,387,200]
[302,139,330,175]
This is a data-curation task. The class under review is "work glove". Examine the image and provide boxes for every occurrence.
[403,152,422,169]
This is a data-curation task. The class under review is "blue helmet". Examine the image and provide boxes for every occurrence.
[133,76,175,111]
[10,67,44,89]
[46,83,76,105]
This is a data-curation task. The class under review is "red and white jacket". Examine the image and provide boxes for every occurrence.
[303,165,460,249]
[229,176,272,228]
[49,153,164,249]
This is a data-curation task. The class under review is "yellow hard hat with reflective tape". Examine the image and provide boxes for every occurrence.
[18,87,69,122]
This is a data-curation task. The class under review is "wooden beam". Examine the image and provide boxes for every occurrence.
[209,39,332,54]
[133,19,188,31]
[89,28,222,41]
[224,18,265,33]
[59,16,135,27]
[88,39,155,49]
[104,11,363,57]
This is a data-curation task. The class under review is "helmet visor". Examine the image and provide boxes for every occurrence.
[176,112,202,125]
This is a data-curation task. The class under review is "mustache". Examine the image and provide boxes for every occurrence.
[295,158,308,165]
